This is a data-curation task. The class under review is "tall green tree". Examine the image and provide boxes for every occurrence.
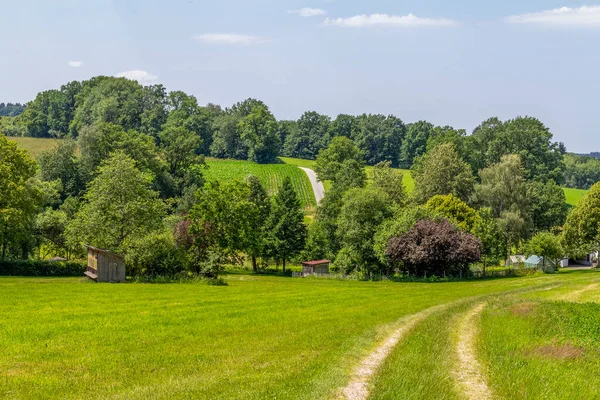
[469,116,565,183]
[265,177,307,272]
[78,122,163,184]
[474,154,529,218]
[159,126,205,199]
[38,139,83,199]
[238,103,280,163]
[246,175,271,272]
[371,161,407,207]
[0,135,44,259]
[314,136,364,182]
[399,121,433,169]
[562,182,600,257]
[473,208,506,272]
[66,152,166,253]
[283,111,331,159]
[70,77,145,136]
[412,143,475,204]
[337,188,394,275]
[188,180,258,277]
[527,231,563,271]
[526,180,568,232]
[350,114,405,166]
[164,91,218,155]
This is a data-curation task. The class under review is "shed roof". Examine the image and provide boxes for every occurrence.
[85,245,125,260]
[302,260,331,266]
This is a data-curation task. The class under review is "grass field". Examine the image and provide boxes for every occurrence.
[205,159,316,208]
[564,187,589,207]
[1,271,599,399]
[6,136,59,157]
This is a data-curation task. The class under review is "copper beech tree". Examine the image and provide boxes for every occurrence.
[386,219,482,277]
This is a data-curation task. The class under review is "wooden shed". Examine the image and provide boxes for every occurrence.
[84,245,126,283]
[301,260,331,276]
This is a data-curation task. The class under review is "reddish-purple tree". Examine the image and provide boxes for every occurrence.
[386,219,482,277]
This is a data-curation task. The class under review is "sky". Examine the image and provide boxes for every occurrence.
[1,1,600,152]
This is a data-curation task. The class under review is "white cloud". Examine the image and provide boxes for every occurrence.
[323,13,459,28]
[289,8,327,17]
[115,70,158,85]
[68,61,83,68]
[505,6,600,26]
[193,33,266,45]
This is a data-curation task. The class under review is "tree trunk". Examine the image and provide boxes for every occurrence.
[282,258,286,273]
[252,256,257,273]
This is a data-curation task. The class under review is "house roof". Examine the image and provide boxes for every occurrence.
[302,260,331,266]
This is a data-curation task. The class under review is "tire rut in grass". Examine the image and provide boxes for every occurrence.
[339,304,449,400]
[452,302,494,400]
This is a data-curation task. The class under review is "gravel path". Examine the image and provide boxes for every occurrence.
[453,303,494,400]
[339,304,450,400]
[299,167,325,204]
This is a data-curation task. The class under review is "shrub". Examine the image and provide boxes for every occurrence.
[386,219,482,277]
[126,231,189,277]
[0,260,86,277]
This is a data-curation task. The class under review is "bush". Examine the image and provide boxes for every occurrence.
[127,231,189,277]
[0,259,86,277]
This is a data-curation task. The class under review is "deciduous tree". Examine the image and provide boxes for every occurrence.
[66,152,166,253]
[412,143,475,204]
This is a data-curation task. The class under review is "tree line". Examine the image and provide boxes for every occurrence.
[0,103,25,117]
[0,75,599,279]
[2,75,598,189]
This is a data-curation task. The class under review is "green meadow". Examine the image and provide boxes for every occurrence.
[1,271,600,399]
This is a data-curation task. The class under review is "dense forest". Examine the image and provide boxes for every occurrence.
[1,76,599,279]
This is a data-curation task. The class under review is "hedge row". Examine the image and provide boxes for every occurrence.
[0,260,86,277]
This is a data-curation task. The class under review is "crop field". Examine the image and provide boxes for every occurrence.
[205,159,316,208]
[1,270,599,399]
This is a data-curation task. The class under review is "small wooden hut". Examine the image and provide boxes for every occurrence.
[84,245,126,283]
[301,260,331,276]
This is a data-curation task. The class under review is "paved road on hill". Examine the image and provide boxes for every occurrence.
[299,167,325,204]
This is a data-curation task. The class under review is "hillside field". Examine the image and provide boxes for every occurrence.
[205,159,316,208]
[1,271,600,399]
[5,136,591,207]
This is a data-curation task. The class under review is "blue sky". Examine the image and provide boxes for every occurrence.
[1,1,600,152]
